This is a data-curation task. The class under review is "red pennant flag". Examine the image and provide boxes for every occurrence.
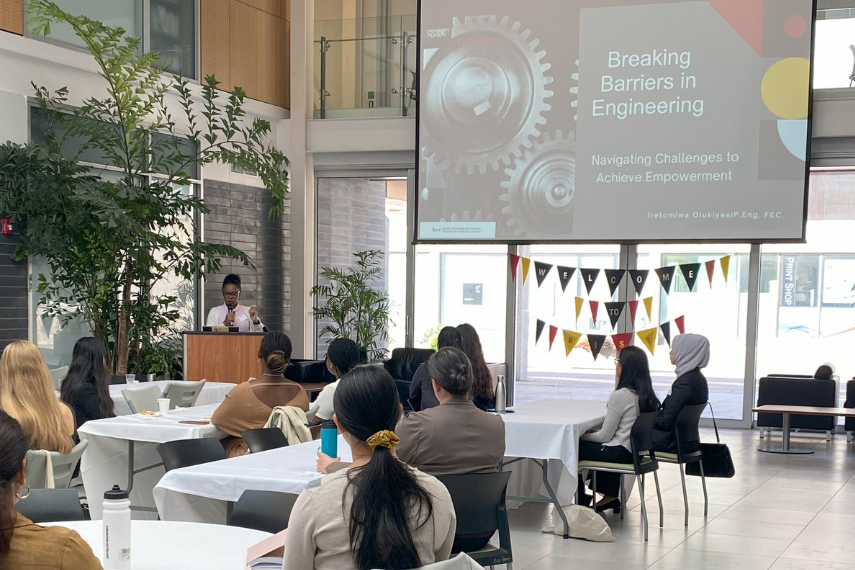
[705,259,716,287]
[675,315,685,334]
[548,325,558,350]
[612,333,633,352]
[628,300,639,323]
[509,254,521,281]
[589,300,599,323]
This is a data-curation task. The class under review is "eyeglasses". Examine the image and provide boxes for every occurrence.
[222,291,240,298]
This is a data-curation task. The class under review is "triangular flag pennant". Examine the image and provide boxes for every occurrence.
[637,327,658,354]
[655,266,676,294]
[535,319,545,344]
[563,329,582,356]
[521,257,531,284]
[587,334,606,361]
[509,254,521,281]
[579,268,600,295]
[534,261,553,287]
[574,297,584,325]
[675,315,686,334]
[629,269,649,296]
[705,259,716,287]
[643,297,653,320]
[612,333,633,352]
[628,300,639,323]
[680,263,701,292]
[604,269,626,297]
[548,325,558,350]
[720,255,731,281]
[556,266,576,293]
[589,300,599,323]
[660,322,672,347]
[604,301,625,329]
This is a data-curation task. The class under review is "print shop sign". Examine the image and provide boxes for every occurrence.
[781,256,796,307]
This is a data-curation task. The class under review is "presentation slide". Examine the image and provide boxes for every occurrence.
[416,0,814,243]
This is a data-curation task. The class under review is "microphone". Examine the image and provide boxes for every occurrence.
[227,303,235,327]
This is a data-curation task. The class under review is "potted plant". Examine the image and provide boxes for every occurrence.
[311,250,392,361]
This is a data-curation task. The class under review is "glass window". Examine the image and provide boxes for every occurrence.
[26,0,143,51]
[815,9,855,89]
[150,0,197,78]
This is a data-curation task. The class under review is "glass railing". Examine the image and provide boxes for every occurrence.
[314,16,417,119]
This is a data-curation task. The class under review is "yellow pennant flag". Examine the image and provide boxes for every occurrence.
[574,297,584,324]
[521,257,531,284]
[643,297,653,320]
[720,255,731,281]
[637,327,658,354]
[563,329,582,356]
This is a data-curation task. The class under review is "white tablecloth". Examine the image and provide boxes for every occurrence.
[154,436,353,523]
[44,520,270,570]
[110,381,235,415]
[78,403,227,520]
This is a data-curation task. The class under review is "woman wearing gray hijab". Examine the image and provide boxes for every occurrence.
[652,333,710,453]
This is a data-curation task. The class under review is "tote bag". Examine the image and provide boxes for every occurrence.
[686,403,735,478]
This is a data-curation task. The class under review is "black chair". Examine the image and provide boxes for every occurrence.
[227,490,300,534]
[579,411,663,541]
[655,403,708,526]
[241,428,290,453]
[384,348,435,411]
[845,380,855,441]
[757,376,839,439]
[156,438,227,472]
[436,472,512,569]
[16,489,84,523]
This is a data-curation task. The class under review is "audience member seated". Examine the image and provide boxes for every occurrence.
[212,332,309,457]
[0,340,74,453]
[814,363,835,380]
[0,410,101,570]
[307,338,362,422]
[578,346,661,513]
[457,324,496,411]
[652,334,710,453]
[410,327,462,411]
[60,337,115,431]
[283,365,456,570]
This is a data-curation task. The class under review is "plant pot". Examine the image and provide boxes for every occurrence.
[141,373,156,382]
[109,374,127,385]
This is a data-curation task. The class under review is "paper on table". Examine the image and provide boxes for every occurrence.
[246,528,287,570]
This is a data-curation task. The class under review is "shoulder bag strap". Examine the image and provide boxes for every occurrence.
[707,402,720,443]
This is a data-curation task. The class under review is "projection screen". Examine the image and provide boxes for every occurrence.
[415,0,815,243]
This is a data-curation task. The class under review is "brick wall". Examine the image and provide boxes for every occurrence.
[0,233,28,352]
[203,180,290,332]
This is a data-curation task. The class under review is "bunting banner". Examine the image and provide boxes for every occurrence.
[509,254,521,281]
[643,297,653,320]
[705,259,716,287]
[589,300,599,323]
[557,266,576,292]
[604,269,626,297]
[637,327,658,354]
[605,301,625,329]
[548,325,558,350]
[628,300,639,323]
[655,266,676,294]
[534,261,553,287]
[563,329,582,356]
[660,321,672,347]
[587,334,607,361]
[675,315,686,334]
[535,319,545,344]
[521,257,531,284]
[612,332,633,352]
[629,269,649,296]
[680,262,701,292]
[579,268,600,294]
[574,297,584,326]
[720,255,731,281]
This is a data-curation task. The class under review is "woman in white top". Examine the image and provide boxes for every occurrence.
[204,274,264,332]
[579,345,661,513]
[308,338,362,422]
[283,365,456,570]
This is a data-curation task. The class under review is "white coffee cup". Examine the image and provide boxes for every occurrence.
[157,398,170,415]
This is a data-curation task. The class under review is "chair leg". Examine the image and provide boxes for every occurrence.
[619,474,625,520]
[653,470,664,528]
[637,474,649,542]
[680,464,689,527]
[592,471,597,507]
[699,461,708,517]
[849,431,854,443]
[827,430,833,441]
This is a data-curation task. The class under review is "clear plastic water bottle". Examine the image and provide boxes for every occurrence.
[495,375,507,413]
[103,485,131,570]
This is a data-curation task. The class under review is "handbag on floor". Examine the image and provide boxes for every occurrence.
[686,403,735,478]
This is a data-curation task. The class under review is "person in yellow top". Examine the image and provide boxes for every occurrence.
[0,409,101,570]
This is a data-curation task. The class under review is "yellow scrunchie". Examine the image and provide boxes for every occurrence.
[366,430,400,450]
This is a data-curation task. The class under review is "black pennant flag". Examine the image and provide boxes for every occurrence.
[679,262,701,292]
[604,302,625,329]
[556,266,576,292]
[579,268,600,295]
[587,334,607,361]
[629,269,649,296]
[535,319,545,344]
[655,266,677,294]
[604,269,626,297]
[660,322,672,347]
[534,261,553,287]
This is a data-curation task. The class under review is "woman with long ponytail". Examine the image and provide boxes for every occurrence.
[284,365,456,570]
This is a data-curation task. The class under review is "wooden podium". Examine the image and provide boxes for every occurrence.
[183,332,265,384]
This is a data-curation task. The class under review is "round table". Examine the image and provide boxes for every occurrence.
[44,520,271,570]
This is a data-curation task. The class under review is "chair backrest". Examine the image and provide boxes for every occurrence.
[25,440,89,490]
[436,472,511,535]
[227,490,300,533]
[156,438,227,471]
[628,411,660,471]
[122,384,164,414]
[241,428,290,453]
[162,379,206,409]
[674,403,707,459]
[48,366,69,391]
[16,489,84,523]
[384,348,435,381]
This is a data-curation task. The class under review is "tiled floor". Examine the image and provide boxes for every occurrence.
[503,428,855,570]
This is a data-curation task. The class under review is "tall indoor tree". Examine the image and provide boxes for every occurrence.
[0,1,289,374]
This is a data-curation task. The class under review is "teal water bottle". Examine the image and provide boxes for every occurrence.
[321,419,338,457]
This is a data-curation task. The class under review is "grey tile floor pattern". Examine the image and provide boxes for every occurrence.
[500,428,855,570]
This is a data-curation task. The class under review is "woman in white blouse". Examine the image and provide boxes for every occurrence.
[307,337,362,422]
[578,345,661,513]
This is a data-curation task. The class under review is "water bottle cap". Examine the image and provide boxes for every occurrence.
[321,419,337,430]
[104,485,129,500]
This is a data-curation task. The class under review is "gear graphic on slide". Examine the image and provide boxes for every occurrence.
[439,210,494,223]
[500,130,576,238]
[421,15,554,175]
[570,59,579,122]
